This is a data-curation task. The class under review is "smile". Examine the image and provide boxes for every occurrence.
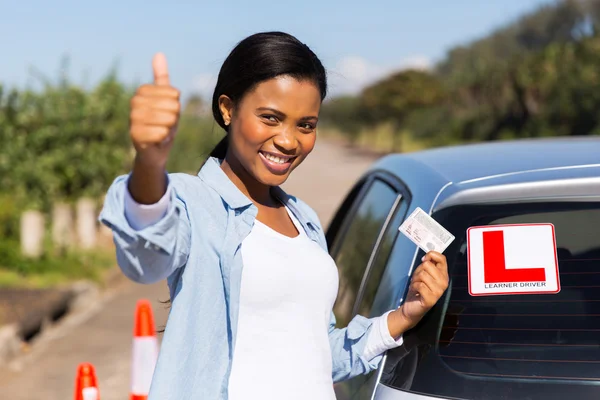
[259,151,295,164]
[258,151,296,174]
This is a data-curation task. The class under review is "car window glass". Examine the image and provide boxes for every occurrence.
[356,198,409,318]
[332,179,398,328]
[366,205,425,319]
[441,208,600,381]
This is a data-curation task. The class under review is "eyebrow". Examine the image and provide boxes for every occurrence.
[256,107,318,121]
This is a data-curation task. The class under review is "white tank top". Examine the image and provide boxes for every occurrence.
[227,206,339,400]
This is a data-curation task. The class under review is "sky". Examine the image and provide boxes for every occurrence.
[1,0,556,101]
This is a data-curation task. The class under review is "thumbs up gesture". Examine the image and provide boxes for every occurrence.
[130,53,181,168]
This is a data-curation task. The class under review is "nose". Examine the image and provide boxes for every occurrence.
[272,127,298,154]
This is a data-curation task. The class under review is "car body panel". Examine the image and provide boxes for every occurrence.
[374,383,443,400]
[365,138,600,203]
[374,137,600,186]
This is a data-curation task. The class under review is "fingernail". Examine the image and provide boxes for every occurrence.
[421,256,426,262]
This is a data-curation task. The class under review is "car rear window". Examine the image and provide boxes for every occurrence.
[380,202,600,400]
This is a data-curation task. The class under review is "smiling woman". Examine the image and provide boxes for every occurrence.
[217,75,323,236]
[218,76,321,185]
[99,31,449,400]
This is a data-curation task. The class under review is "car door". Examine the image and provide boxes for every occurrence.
[326,171,412,399]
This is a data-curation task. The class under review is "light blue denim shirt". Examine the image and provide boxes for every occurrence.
[99,157,384,399]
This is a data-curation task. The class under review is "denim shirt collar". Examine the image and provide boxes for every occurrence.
[198,157,254,210]
[197,157,322,242]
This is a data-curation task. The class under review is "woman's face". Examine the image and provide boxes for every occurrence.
[221,75,321,188]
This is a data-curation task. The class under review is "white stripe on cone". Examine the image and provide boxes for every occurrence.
[82,387,99,400]
[131,336,159,396]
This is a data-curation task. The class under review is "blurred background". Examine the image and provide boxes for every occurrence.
[0,0,598,398]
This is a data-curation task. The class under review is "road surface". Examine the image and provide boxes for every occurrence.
[0,139,379,399]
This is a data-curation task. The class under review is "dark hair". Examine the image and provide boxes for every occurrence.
[208,31,328,160]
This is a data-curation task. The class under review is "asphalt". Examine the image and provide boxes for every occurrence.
[0,139,379,399]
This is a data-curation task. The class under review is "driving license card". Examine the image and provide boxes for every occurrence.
[399,207,455,253]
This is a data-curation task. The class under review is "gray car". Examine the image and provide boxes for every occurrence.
[328,137,600,400]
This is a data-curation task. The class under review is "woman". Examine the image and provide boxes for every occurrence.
[100,31,449,400]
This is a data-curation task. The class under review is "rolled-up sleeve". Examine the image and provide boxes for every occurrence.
[328,312,382,382]
[362,310,404,361]
[124,183,171,230]
[99,174,191,284]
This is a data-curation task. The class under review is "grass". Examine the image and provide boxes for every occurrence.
[0,239,116,289]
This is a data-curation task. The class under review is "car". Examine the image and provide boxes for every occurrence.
[327,137,600,400]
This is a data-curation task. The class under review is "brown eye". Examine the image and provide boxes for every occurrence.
[300,123,315,131]
[261,115,279,123]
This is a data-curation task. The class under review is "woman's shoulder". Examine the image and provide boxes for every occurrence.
[167,172,228,216]
[167,172,206,194]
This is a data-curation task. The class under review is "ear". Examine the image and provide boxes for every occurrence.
[218,95,234,127]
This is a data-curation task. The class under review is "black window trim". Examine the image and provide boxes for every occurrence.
[350,171,412,320]
[326,169,413,321]
[351,192,403,317]
[326,174,373,257]
[327,169,412,257]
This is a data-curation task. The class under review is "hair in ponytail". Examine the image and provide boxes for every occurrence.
[209,135,229,160]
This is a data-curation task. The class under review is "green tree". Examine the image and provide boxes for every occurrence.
[360,70,445,125]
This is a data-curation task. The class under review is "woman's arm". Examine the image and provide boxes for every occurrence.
[99,53,191,284]
[329,251,449,382]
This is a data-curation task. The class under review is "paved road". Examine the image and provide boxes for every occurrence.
[0,139,379,399]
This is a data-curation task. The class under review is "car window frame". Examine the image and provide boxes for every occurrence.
[352,190,413,320]
[350,192,403,317]
[326,170,411,256]
[327,171,413,317]
[325,170,412,252]
[326,175,373,256]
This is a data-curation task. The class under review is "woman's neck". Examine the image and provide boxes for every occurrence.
[220,155,276,207]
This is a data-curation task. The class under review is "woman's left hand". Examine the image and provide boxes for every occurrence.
[388,251,449,336]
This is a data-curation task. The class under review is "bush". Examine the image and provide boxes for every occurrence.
[0,195,22,240]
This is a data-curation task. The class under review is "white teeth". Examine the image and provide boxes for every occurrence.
[264,153,287,164]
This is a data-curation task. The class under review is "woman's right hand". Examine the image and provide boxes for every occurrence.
[130,53,180,167]
[128,53,181,204]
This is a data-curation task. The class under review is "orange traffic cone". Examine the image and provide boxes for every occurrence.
[130,299,159,400]
[74,362,100,400]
